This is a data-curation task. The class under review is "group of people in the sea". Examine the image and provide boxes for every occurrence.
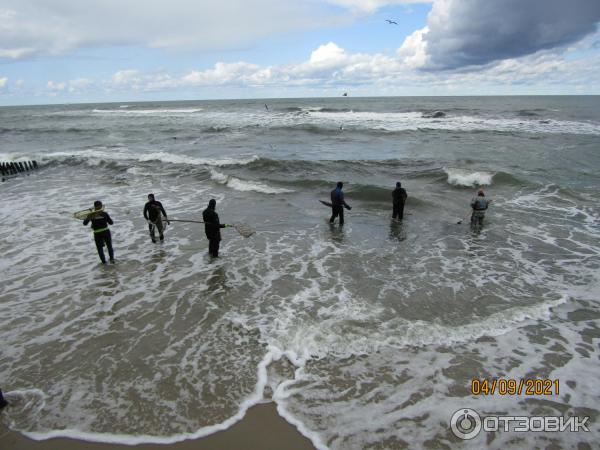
[81,193,231,263]
[81,183,490,264]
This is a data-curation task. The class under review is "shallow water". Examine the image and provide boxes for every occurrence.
[1,96,599,448]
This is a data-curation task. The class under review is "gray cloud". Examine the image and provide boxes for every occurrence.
[423,0,600,70]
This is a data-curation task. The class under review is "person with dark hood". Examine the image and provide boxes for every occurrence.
[83,200,115,264]
[329,182,351,226]
[470,188,490,232]
[202,199,228,257]
[143,193,169,243]
[392,182,408,220]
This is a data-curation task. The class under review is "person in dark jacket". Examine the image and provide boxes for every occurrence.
[83,200,115,264]
[392,182,408,220]
[329,182,351,226]
[202,199,227,257]
[470,188,490,232]
[143,193,169,243]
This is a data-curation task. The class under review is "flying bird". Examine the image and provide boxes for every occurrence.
[386,20,398,25]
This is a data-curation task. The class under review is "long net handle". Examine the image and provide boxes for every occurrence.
[168,219,205,224]
[163,219,255,237]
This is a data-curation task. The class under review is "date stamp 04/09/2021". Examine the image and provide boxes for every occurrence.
[471,378,560,396]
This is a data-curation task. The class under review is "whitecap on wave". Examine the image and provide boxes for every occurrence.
[444,167,494,187]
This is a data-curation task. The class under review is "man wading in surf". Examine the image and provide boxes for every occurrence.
[143,193,169,243]
[392,181,408,220]
[83,200,115,264]
[329,182,351,226]
[470,188,490,232]
[203,199,227,257]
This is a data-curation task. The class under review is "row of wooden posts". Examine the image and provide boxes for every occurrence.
[1,160,38,180]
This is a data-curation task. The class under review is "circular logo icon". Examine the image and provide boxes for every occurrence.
[450,408,482,440]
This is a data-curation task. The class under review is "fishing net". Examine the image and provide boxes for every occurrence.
[73,206,105,220]
[233,223,255,238]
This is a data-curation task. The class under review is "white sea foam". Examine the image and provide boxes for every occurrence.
[139,152,259,167]
[444,167,494,186]
[38,149,259,168]
[92,108,204,115]
[307,110,600,135]
[210,169,292,194]
[2,145,599,449]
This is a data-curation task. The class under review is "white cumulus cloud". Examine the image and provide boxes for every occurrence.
[47,80,66,91]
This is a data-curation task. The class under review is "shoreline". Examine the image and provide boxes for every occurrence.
[0,403,317,450]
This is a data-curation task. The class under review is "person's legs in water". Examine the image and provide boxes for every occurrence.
[208,239,220,257]
[470,212,484,232]
[338,206,345,226]
[398,203,405,220]
[392,204,398,219]
[104,230,115,262]
[329,206,339,224]
[155,216,165,241]
[148,222,156,243]
[94,233,107,264]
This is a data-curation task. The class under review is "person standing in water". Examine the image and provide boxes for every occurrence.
[202,199,227,257]
[83,200,115,264]
[143,193,169,243]
[470,188,490,232]
[392,181,408,220]
[329,182,351,226]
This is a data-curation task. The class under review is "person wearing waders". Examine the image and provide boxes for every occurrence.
[202,199,227,257]
[83,200,115,264]
[329,182,351,226]
[143,193,169,243]
[392,181,407,220]
[470,188,490,232]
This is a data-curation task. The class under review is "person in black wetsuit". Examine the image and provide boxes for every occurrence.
[202,199,227,257]
[329,182,351,226]
[143,193,169,243]
[83,200,115,264]
[392,181,408,220]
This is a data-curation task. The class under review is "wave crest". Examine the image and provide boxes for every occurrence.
[209,169,293,194]
[444,168,494,187]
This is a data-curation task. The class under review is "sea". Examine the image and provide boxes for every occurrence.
[1,96,599,449]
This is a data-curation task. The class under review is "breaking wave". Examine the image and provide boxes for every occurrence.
[209,169,293,194]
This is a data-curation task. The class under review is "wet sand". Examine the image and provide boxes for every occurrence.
[0,403,317,450]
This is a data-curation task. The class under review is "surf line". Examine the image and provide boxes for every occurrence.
[21,346,326,449]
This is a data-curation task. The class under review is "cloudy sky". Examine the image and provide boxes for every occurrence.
[1,0,599,105]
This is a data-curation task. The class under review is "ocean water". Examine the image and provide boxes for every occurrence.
[1,96,599,448]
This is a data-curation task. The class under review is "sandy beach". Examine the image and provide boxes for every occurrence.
[0,403,316,450]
